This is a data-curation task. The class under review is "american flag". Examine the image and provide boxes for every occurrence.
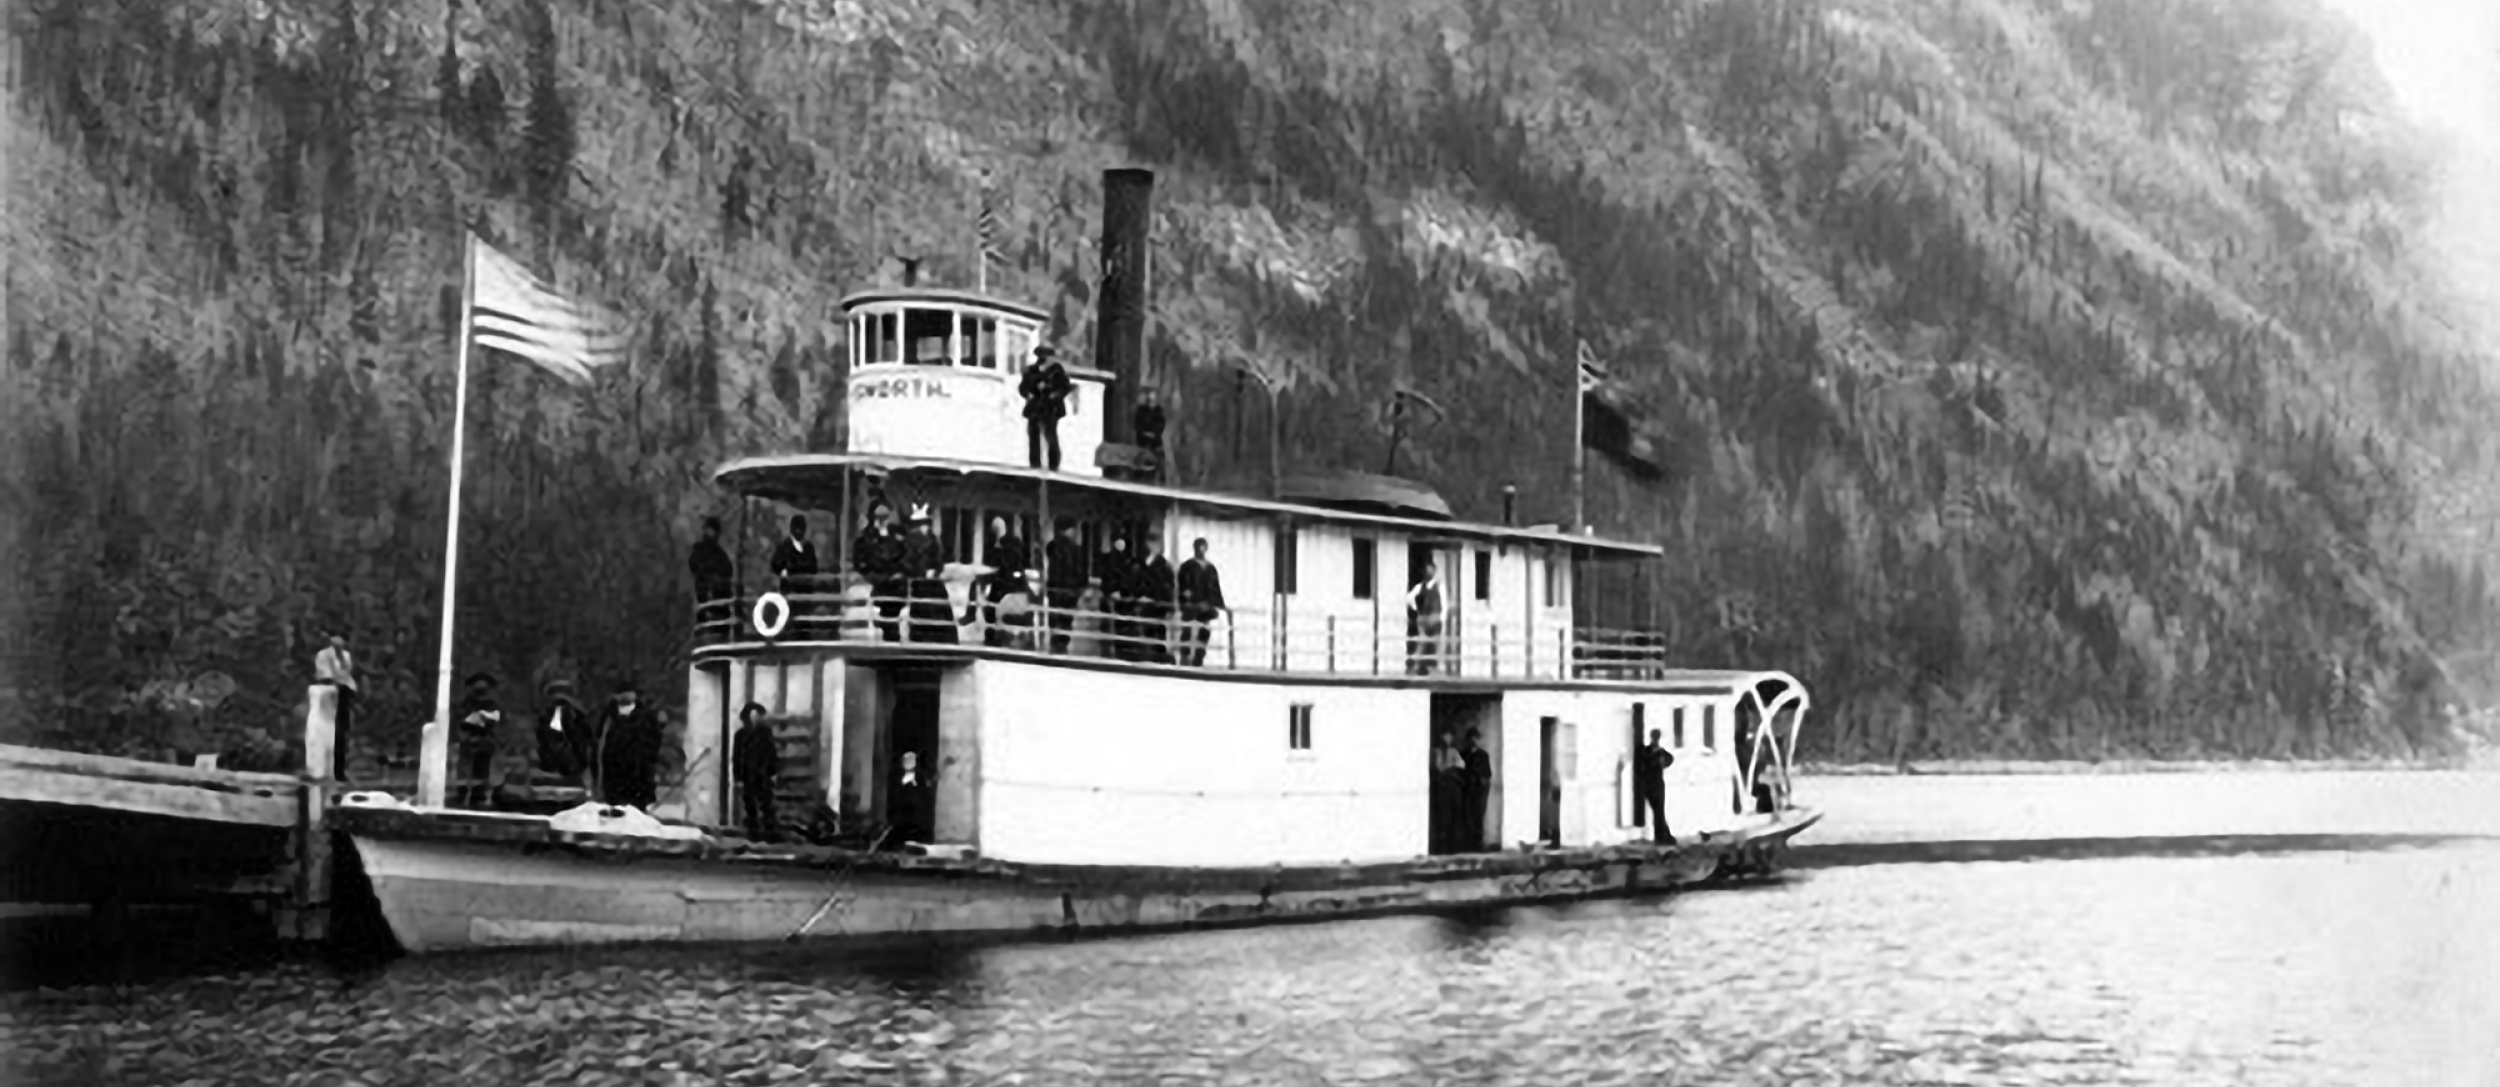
[466,234,628,386]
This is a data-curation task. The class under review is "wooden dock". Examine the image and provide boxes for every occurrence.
[0,689,344,943]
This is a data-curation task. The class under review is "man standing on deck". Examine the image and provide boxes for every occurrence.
[1134,535,1177,663]
[1635,727,1675,843]
[900,505,960,644]
[1406,558,1446,676]
[1177,538,1228,667]
[982,516,1030,647]
[1431,729,1463,853]
[595,679,659,810]
[1458,728,1493,851]
[1044,518,1088,655]
[732,701,781,841]
[688,517,734,627]
[535,678,587,781]
[455,671,502,808]
[1133,391,1167,482]
[1018,344,1073,470]
[889,749,933,847]
[854,500,907,642]
[1097,532,1139,659]
[312,630,358,781]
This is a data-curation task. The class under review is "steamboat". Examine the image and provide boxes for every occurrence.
[330,168,1820,954]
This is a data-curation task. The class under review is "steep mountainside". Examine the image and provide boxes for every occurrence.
[6,0,2497,765]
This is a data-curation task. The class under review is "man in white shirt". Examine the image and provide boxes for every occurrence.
[312,631,358,780]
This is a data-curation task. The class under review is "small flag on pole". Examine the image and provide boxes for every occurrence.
[1576,338,1608,392]
[975,179,1003,292]
[467,234,628,386]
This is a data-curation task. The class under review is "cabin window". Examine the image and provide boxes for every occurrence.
[1352,537,1377,600]
[1541,552,1563,608]
[1288,703,1314,750]
[1473,550,1492,602]
[939,507,976,564]
[869,312,902,365]
[905,308,954,365]
[1274,525,1300,595]
[975,318,1000,369]
[1703,704,1716,749]
[1673,706,1686,748]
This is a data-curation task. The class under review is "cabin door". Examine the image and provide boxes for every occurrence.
[882,669,941,846]
[1538,716,1562,845]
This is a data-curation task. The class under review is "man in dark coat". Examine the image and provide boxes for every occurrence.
[1634,727,1675,843]
[1177,538,1228,667]
[1457,728,1493,852]
[770,515,820,635]
[535,678,587,781]
[455,671,502,808]
[1133,392,1167,482]
[1133,536,1177,663]
[1430,729,1462,853]
[888,749,933,847]
[982,516,1030,647]
[1017,344,1073,470]
[731,701,781,841]
[853,500,906,642]
[1043,518,1088,655]
[899,505,959,644]
[596,680,660,809]
[688,516,734,626]
[1096,532,1138,660]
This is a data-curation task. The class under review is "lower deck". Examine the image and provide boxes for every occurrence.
[668,648,1808,870]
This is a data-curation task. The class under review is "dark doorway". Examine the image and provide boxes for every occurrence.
[1538,716,1561,845]
[1429,693,1499,854]
[882,668,940,847]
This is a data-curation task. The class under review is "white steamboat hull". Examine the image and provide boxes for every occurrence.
[343,809,1820,954]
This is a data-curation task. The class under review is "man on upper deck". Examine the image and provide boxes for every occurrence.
[1134,536,1177,663]
[854,500,906,642]
[982,516,1030,647]
[1133,392,1167,482]
[1019,345,1073,470]
[688,517,735,628]
[899,505,960,644]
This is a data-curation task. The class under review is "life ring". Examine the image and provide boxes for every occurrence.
[752,592,792,639]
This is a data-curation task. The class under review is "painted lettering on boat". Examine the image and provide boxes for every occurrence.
[853,375,956,400]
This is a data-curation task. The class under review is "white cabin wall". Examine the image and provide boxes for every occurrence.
[975,661,1429,866]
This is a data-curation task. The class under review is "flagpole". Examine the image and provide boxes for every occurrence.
[418,234,478,809]
[1570,342,1588,535]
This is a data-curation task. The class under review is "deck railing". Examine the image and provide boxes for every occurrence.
[693,573,1675,681]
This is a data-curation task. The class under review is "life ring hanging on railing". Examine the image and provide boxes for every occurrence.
[752,592,792,639]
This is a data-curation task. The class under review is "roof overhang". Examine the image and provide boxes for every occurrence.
[712,453,1665,558]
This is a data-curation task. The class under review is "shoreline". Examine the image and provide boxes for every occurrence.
[1796,755,2496,777]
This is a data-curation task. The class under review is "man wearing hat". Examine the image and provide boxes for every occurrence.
[595,679,660,810]
[455,671,502,808]
[731,701,781,841]
[899,503,959,644]
[535,678,587,781]
[1017,343,1073,470]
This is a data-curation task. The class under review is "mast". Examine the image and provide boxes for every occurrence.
[418,238,480,809]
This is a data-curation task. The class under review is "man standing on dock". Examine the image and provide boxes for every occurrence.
[1019,344,1073,470]
[1635,728,1674,843]
[312,630,358,781]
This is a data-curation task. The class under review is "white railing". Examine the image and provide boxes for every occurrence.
[694,573,1674,681]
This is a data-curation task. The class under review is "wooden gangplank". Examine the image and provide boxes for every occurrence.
[0,743,303,826]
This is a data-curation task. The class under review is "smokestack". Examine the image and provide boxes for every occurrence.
[900,257,921,287]
[1094,168,1154,447]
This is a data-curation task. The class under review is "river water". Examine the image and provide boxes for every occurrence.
[3,771,2496,1086]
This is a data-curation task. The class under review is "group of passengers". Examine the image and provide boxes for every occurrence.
[688,504,1232,665]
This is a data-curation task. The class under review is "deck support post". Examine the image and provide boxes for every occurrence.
[287,685,334,942]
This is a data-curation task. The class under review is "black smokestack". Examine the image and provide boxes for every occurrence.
[1095,168,1154,447]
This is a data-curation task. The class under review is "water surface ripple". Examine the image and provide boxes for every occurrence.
[3,775,2495,1086]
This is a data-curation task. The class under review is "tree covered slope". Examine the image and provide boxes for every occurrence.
[5,0,2495,763]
